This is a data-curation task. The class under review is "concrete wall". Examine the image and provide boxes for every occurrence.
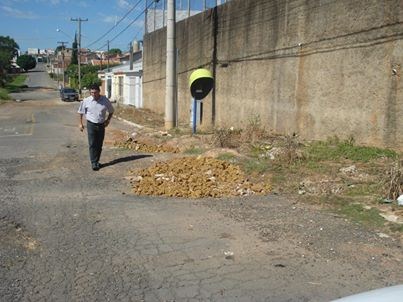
[143,0,403,150]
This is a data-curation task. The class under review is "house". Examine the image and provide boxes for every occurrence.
[98,50,143,108]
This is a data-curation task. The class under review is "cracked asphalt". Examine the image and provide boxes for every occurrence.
[0,65,402,301]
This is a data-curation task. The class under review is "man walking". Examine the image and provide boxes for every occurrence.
[78,84,114,171]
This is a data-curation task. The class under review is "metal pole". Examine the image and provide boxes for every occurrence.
[165,0,176,130]
[187,0,190,17]
[192,98,197,134]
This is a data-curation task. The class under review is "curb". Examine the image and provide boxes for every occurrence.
[115,116,144,129]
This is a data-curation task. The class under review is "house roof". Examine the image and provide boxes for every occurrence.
[98,60,142,74]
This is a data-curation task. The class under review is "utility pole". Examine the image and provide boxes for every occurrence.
[107,40,110,72]
[165,0,176,130]
[57,41,68,88]
[71,17,88,96]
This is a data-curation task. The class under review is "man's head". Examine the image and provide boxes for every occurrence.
[89,84,101,99]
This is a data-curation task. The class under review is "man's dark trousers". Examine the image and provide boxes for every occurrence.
[87,121,105,165]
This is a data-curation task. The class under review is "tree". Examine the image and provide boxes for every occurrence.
[0,36,19,82]
[81,72,101,88]
[16,55,36,71]
[66,64,104,89]
[108,48,122,56]
[71,33,78,65]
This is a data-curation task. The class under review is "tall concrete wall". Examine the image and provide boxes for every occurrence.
[143,0,403,150]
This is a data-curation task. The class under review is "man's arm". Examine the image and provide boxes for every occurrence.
[104,113,113,127]
[79,113,84,131]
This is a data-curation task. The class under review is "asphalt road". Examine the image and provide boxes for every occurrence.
[0,66,402,302]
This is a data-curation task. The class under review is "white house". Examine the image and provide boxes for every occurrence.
[98,54,143,108]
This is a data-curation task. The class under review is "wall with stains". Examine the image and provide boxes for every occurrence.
[143,0,403,150]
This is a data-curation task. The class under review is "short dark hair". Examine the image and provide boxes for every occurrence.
[89,84,100,91]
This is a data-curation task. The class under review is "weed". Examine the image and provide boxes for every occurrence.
[389,223,403,233]
[242,114,267,143]
[241,158,270,174]
[345,183,383,197]
[183,146,204,155]
[383,159,402,200]
[325,196,386,227]
[216,152,238,162]
[338,203,385,227]
[212,127,241,148]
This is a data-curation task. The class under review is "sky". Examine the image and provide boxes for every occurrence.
[0,0,221,53]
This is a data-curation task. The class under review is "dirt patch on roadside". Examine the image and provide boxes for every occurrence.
[111,105,403,235]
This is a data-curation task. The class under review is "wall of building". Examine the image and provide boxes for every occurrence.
[143,0,403,150]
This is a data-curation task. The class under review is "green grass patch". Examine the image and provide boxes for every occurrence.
[0,75,28,102]
[345,183,382,197]
[216,152,238,162]
[337,202,385,228]
[241,158,270,174]
[5,75,27,92]
[389,224,403,233]
[305,140,397,162]
[183,146,204,155]
[0,88,11,101]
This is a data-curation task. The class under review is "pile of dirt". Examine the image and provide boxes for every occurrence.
[115,137,180,153]
[127,157,271,198]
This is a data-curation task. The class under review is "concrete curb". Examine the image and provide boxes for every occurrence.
[115,116,144,129]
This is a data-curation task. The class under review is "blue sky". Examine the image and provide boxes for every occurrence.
[0,0,219,53]
[0,0,148,52]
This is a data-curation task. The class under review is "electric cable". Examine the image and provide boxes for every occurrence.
[95,0,155,51]
[85,0,143,49]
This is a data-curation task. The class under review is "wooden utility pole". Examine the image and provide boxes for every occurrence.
[71,17,88,95]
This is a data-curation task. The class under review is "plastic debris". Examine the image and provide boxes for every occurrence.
[224,251,234,260]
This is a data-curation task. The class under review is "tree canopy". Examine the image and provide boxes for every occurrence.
[0,36,19,77]
[108,48,122,56]
[66,64,103,89]
[16,55,36,71]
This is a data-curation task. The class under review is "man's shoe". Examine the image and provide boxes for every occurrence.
[92,163,100,171]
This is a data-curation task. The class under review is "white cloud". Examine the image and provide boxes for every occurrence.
[117,0,130,9]
[103,14,118,24]
[1,5,39,19]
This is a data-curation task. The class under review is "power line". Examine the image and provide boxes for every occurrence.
[95,0,155,51]
[85,0,143,49]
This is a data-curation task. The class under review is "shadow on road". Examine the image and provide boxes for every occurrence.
[22,86,58,91]
[101,154,152,169]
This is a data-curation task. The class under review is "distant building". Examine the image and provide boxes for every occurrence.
[27,48,39,55]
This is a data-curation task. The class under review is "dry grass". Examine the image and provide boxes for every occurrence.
[383,159,403,200]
